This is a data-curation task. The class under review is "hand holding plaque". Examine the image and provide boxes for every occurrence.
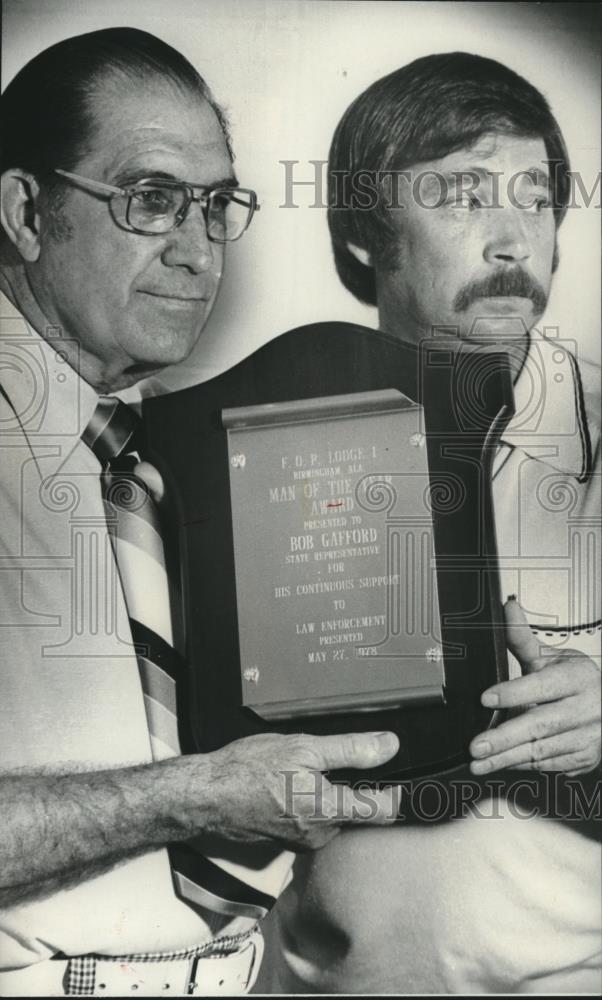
[204,729,400,850]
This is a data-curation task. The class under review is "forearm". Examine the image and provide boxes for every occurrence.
[0,730,401,909]
[0,756,211,907]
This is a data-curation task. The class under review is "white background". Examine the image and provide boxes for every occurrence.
[3,0,600,390]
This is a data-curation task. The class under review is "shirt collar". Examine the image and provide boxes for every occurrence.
[0,291,139,478]
[501,328,599,482]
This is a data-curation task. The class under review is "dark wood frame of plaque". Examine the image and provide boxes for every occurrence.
[143,322,515,782]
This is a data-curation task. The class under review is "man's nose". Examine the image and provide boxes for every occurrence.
[160,203,217,274]
[483,209,531,265]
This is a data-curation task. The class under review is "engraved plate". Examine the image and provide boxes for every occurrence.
[224,390,445,720]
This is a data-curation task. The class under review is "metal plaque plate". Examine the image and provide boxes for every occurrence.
[223,390,445,720]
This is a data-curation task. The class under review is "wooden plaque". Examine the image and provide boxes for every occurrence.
[143,322,514,781]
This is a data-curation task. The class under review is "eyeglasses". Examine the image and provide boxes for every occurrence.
[54,169,259,242]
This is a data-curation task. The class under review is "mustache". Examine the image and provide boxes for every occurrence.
[453,268,548,314]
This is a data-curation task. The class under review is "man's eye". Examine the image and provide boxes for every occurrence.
[210,192,231,212]
[525,196,552,213]
[449,192,481,210]
[133,189,174,213]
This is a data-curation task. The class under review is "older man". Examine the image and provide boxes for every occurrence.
[267,52,601,994]
[0,28,399,996]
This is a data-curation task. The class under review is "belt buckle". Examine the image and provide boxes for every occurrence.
[187,932,261,995]
[186,943,253,995]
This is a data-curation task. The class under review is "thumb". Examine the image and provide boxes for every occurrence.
[504,596,542,672]
[313,731,399,772]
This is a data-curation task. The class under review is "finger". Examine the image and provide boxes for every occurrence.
[470,729,585,774]
[514,750,599,774]
[504,597,543,673]
[564,765,601,777]
[481,663,578,709]
[313,731,400,772]
[333,782,398,825]
[472,701,580,759]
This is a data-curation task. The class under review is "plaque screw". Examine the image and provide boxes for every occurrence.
[426,646,443,663]
[410,433,425,448]
[243,666,260,683]
[230,453,246,469]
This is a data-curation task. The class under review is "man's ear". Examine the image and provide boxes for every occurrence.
[0,170,42,262]
[346,241,372,267]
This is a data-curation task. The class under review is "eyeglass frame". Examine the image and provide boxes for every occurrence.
[54,168,260,242]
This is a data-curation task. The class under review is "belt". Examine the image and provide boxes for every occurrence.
[0,930,264,997]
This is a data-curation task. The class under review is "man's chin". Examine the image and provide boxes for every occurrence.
[142,325,205,367]
[120,338,202,386]
[457,309,534,343]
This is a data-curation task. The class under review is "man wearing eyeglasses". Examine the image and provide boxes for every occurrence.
[0,27,399,996]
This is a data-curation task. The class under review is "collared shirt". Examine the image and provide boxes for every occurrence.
[270,329,601,995]
[0,292,250,969]
[494,330,600,643]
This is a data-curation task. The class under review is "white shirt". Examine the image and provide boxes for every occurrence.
[0,293,248,969]
[271,329,601,994]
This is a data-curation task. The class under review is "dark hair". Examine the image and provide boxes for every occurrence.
[0,26,232,188]
[328,52,571,305]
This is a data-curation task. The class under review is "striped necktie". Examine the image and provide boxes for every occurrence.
[83,396,293,923]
